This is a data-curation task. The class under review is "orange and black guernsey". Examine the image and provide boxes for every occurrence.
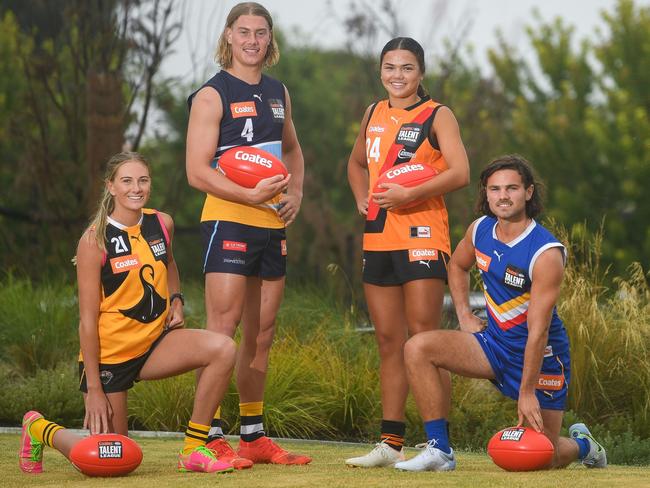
[80,209,171,365]
[363,97,450,255]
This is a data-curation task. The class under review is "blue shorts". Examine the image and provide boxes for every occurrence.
[473,331,571,410]
[201,220,286,278]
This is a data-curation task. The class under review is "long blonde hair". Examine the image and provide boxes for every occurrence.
[214,2,279,69]
[87,152,150,252]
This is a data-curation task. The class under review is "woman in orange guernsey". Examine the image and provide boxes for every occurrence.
[19,152,237,475]
[346,37,469,468]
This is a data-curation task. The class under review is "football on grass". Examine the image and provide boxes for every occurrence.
[70,433,143,477]
[487,426,554,471]
[218,146,287,188]
[372,162,438,209]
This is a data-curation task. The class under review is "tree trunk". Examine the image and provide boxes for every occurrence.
[85,69,125,213]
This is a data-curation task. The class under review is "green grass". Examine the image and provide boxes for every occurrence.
[2,434,649,488]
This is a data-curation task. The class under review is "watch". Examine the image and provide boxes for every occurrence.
[169,292,184,306]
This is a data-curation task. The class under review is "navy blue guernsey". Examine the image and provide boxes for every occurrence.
[188,70,286,160]
[188,70,287,227]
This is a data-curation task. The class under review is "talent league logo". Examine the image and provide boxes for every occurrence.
[268,98,285,121]
[395,123,423,146]
[98,441,123,459]
[500,428,525,442]
[504,265,526,289]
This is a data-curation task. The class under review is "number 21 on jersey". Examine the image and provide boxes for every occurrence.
[366,137,381,163]
[241,118,254,142]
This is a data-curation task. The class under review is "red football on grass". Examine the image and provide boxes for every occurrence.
[218,146,287,188]
[70,433,143,477]
[487,426,554,471]
[372,162,439,209]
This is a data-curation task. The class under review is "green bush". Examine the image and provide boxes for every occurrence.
[556,225,650,438]
[0,275,78,375]
[0,361,84,426]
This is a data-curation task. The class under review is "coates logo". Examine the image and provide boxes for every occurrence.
[235,150,273,168]
[281,240,287,256]
[110,254,140,274]
[500,428,525,442]
[230,101,257,118]
[367,125,385,133]
[385,164,424,179]
[98,441,123,459]
[223,241,247,252]
[408,249,438,262]
[537,374,564,391]
[398,148,415,159]
[475,249,491,272]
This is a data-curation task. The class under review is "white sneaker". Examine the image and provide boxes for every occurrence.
[394,441,456,472]
[345,440,405,468]
[569,423,607,468]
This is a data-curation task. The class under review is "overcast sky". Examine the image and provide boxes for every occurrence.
[163,0,639,83]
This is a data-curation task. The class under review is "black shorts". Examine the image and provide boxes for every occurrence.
[201,220,286,278]
[362,249,449,286]
[78,329,168,394]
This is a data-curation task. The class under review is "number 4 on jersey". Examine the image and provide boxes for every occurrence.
[241,118,254,142]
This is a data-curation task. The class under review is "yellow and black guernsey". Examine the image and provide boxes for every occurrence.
[80,209,170,365]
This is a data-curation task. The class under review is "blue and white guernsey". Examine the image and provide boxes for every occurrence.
[472,216,570,358]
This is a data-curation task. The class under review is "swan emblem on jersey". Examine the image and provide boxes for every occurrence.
[119,264,166,323]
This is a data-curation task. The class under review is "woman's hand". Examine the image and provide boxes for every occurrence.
[371,183,414,210]
[84,388,113,435]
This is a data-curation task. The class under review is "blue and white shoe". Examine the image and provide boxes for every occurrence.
[569,423,607,468]
[394,441,456,472]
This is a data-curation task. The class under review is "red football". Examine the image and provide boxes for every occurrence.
[70,433,143,477]
[218,146,287,188]
[372,162,438,209]
[487,426,554,471]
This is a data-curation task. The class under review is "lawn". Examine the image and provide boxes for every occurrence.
[2,434,649,487]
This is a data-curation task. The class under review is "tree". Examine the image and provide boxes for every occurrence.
[0,0,180,276]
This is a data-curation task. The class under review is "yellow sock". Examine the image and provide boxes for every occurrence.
[239,401,263,417]
[29,418,64,448]
[183,421,209,454]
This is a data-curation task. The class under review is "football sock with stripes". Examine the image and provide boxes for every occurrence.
[240,401,265,442]
[380,419,406,451]
[207,406,225,443]
[183,421,209,454]
[29,418,64,448]
[424,418,451,454]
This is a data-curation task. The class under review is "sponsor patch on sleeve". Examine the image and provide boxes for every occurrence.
[475,249,492,272]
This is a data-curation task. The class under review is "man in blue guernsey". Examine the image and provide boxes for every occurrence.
[394,155,606,472]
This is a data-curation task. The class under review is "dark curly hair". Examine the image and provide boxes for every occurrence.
[476,154,544,219]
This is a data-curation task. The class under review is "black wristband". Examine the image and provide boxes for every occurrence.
[169,292,184,306]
